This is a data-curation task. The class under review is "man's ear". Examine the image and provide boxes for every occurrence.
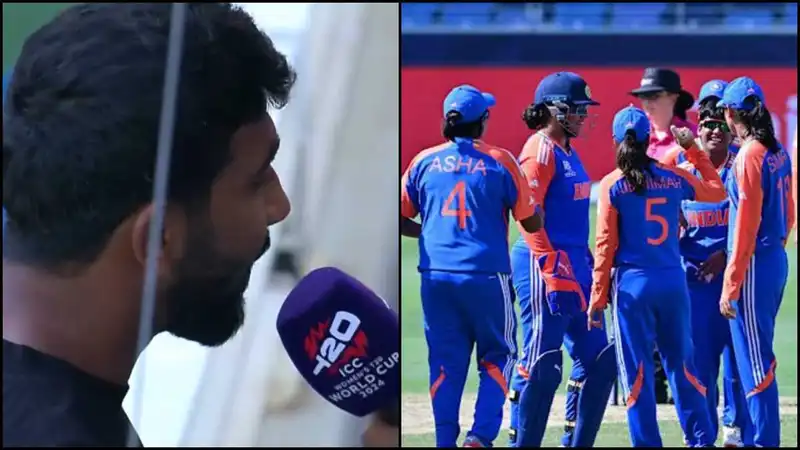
[131,204,187,274]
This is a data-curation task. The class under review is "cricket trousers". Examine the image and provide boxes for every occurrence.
[685,260,753,446]
[508,245,615,447]
[727,247,787,448]
[612,265,715,447]
[420,270,518,448]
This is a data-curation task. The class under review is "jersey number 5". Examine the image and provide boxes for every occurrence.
[645,197,668,246]
[442,181,472,230]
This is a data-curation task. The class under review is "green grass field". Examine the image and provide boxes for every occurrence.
[401,206,798,447]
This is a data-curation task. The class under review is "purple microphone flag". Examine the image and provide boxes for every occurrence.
[276,267,399,418]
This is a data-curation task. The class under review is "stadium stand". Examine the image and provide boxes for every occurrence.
[609,3,669,30]
[784,3,798,25]
[401,2,798,31]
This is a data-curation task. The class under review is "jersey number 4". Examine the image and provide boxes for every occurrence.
[645,197,668,246]
[442,181,472,230]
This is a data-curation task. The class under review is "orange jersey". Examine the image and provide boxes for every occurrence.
[793,130,797,238]
[721,140,795,302]
[514,132,592,256]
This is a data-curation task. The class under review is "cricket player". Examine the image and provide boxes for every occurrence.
[629,67,698,404]
[400,85,543,448]
[508,72,616,448]
[717,76,795,448]
[660,80,753,447]
[587,106,725,447]
[793,127,797,243]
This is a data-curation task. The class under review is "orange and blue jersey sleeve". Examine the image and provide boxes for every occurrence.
[517,134,556,254]
[792,132,797,237]
[402,143,450,220]
[669,145,726,203]
[721,143,766,302]
[490,147,537,221]
[401,162,419,219]
[590,171,622,309]
[658,145,684,167]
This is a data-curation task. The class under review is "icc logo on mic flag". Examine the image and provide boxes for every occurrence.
[277,267,400,418]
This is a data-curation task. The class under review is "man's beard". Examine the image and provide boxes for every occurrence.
[163,231,271,347]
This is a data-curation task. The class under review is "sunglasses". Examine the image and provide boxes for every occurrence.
[701,120,730,133]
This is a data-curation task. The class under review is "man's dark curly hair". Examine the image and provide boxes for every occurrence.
[3,3,297,272]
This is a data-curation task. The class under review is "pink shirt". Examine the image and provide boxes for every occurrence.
[647,116,697,161]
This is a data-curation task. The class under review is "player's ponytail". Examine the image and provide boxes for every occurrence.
[733,101,779,154]
[616,130,655,195]
[522,103,551,131]
[442,111,485,141]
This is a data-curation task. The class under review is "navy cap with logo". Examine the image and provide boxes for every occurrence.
[534,72,600,107]
[442,84,496,124]
[630,68,695,112]
[613,105,651,143]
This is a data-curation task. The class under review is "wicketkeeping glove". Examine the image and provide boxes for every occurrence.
[536,250,587,317]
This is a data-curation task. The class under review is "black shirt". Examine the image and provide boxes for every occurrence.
[3,339,143,447]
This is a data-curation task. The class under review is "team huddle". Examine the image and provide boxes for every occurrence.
[401,69,796,448]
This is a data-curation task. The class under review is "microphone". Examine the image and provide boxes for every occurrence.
[276,267,399,425]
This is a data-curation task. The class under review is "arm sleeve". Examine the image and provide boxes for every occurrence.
[590,176,620,309]
[674,145,726,203]
[517,135,556,254]
[721,148,765,302]
[495,149,536,221]
[659,146,684,167]
[786,137,797,234]
[400,165,418,219]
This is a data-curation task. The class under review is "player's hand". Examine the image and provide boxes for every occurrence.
[697,250,726,282]
[586,302,605,330]
[670,125,696,150]
[720,296,737,319]
[536,251,586,318]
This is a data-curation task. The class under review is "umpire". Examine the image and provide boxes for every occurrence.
[628,67,697,405]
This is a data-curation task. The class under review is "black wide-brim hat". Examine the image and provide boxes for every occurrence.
[629,67,695,112]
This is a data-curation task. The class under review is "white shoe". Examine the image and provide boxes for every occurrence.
[722,426,744,448]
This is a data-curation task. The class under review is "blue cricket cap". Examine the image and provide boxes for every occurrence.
[717,76,765,110]
[697,79,728,105]
[534,72,600,107]
[613,105,650,143]
[442,85,495,124]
